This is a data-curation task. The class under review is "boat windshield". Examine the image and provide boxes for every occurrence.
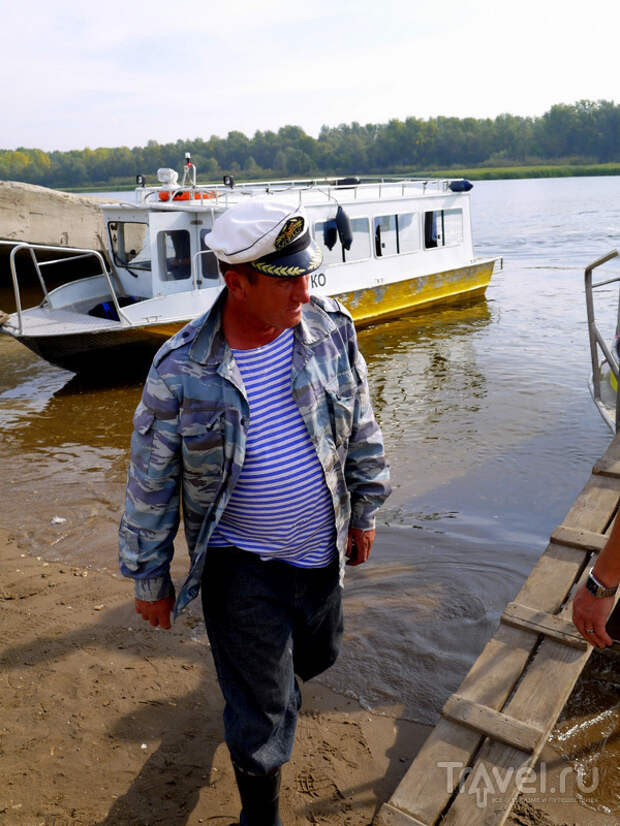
[158,230,191,281]
[108,221,151,270]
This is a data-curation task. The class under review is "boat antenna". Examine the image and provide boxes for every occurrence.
[181,152,196,188]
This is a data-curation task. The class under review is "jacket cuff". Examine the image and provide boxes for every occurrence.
[350,501,376,531]
[133,573,174,602]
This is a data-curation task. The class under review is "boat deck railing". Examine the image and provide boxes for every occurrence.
[585,249,620,430]
[0,240,129,336]
[134,176,461,209]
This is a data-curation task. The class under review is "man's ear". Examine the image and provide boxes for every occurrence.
[224,268,248,300]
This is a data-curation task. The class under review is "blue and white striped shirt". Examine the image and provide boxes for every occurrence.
[209,327,336,567]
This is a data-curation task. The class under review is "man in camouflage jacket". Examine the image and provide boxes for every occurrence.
[119,200,390,826]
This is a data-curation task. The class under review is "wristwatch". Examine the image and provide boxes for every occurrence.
[586,568,619,598]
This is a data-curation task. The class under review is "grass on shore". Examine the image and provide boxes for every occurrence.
[61,162,620,193]
[414,162,620,180]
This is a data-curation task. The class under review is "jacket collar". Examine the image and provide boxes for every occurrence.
[297,296,335,346]
[187,289,229,367]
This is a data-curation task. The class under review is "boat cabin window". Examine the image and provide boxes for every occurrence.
[158,230,191,281]
[424,208,463,249]
[373,212,419,257]
[374,215,397,257]
[396,213,420,254]
[199,229,220,279]
[108,222,151,270]
[313,217,370,264]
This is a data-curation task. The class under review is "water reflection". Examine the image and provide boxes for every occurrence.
[356,299,494,510]
[360,297,491,418]
[0,335,141,567]
[3,370,142,451]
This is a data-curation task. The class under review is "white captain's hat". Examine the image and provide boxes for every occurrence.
[207,200,322,278]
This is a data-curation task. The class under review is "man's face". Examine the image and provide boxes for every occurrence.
[242,272,311,330]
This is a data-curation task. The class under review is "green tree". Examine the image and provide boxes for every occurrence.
[244,155,260,175]
[3,100,620,187]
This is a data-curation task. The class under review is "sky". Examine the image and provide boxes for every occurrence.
[1,0,619,152]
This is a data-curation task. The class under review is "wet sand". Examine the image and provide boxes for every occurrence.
[0,528,433,825]
[2,524,615,826]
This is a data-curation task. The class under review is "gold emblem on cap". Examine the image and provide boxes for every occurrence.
[274,217,304,250]
[253,262,305,277]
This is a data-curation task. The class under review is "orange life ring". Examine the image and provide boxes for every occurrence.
[158,190,217,202]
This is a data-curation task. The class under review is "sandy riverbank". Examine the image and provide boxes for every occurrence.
[1,526,613,826]
[0,528,432,825]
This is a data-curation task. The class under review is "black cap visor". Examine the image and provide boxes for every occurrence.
[250,232,323,279]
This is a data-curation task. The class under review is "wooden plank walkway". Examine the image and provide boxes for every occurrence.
[375,433,620,826]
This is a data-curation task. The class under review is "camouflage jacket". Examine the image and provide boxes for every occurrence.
[118,291,391,618]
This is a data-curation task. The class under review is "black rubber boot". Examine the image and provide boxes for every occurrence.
[233,765,282,826]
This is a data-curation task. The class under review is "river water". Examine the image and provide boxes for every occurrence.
[2,178,620,788]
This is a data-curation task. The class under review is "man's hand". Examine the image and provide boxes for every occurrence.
[346,528,376,566]
[135,595,175,629]
[572,585,613,648]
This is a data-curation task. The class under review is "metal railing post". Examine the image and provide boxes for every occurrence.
[8,244,25,336]
[28,246,50,303]
[191,250,223,289]
[585,249,620,429]
[2,240,131,333]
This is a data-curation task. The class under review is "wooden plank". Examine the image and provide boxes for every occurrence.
[593,434,620,478]
[593,460,620,479]
[549,525,608,552]
[561,472,620,530]
[386,704,495,824]
[375,803,428,826]
[442,695,545,753]
[441,565,620,826]
[501,602,588,649]
[455,545,587,705]
[380,471,620,826]
[385,552,581,824]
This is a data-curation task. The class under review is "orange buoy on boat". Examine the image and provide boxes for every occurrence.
[158,190,216,202]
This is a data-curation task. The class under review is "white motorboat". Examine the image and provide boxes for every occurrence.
[0,155,499,374]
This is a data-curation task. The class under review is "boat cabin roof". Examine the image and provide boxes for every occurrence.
[100,177,473,217]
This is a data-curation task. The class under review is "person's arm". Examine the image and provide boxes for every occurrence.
[341,319,391,559]
[119,363,182,626]
[572,516,620,647]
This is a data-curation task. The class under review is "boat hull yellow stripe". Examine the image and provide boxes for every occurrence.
[144,323,187,338]
[124,260,495,341]
[337,260,495,327]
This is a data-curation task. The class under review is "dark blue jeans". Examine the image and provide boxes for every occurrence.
[201,546,343,775]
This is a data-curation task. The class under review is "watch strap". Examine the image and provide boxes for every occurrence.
[586,568,619,598]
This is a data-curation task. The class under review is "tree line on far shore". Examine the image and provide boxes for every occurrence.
[2,100,620,188]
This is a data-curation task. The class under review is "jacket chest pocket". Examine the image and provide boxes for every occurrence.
[326,385,356,447]
[179,408,225,475]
